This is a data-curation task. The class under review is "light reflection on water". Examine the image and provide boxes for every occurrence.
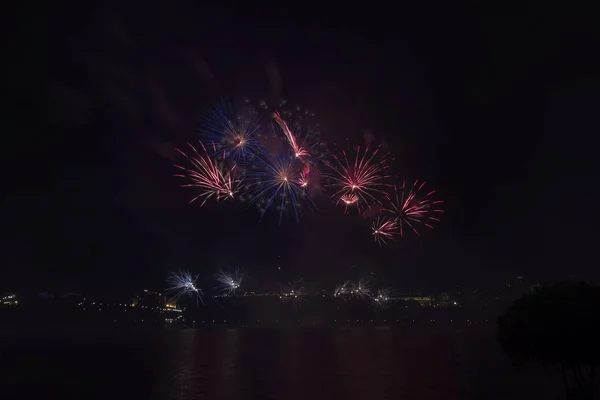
[2,328,558,400]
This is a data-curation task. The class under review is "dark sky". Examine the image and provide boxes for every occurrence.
[3,4,600,294]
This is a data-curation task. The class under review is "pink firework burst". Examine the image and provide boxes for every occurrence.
[384,180,444,236]
[326,144,392,211]
[174,141,241,206]
[339,193,359,213]
[372,217,400,245]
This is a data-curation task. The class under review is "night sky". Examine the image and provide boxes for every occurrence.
[4,4,600,294]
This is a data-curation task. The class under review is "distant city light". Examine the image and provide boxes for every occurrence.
[1,294,19,306]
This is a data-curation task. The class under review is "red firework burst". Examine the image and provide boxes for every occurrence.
[372,217,400,245]
[326,144,392,211]
[174,141,241,206]
[384,180,444,236]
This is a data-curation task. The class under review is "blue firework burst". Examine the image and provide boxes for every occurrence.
[199,99,265,162]
[244,150,314,224]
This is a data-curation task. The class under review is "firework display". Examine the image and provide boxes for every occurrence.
[165,269,413,313]
[173,97,443,242]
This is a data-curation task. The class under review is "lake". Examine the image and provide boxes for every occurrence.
[1,327,559,399]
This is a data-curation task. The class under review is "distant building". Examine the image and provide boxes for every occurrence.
[397,295,433,306]
[165,301,178,309]
[1,294,19,306]
[132,289,167,309]
[529,283,541,292]
[437,293,450,307]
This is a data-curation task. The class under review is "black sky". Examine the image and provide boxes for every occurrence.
[3,4,600,293]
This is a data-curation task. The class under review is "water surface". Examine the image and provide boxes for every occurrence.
[1,328,558,399]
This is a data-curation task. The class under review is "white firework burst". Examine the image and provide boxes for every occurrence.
[214,269,244,295]
[280,278,307,306]
[350,278,372,300]
[166,270,203,304]
[371,288,392,310]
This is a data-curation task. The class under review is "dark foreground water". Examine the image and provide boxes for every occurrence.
[1,328,559,400]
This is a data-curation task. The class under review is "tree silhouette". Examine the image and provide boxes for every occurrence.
[497,282,600,399]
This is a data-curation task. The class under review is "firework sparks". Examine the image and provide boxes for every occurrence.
[371,288,392,310]
[372,217,400,245]
[172,98,445,241]
[326,144,391,211]
[166,270,203,304]
[334,278,373,300]
[384,180,444,236]
[200,99,264,161]
[280,278,307,306]
[345,278,372,300]
[174,141,241,206]
[334,281,352,297]
[214,269,244,295]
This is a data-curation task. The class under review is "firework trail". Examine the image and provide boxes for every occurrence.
[273,110,310,158]
[326,143,392,212]
[214,269,244,295]
[174,141,241,206]
[166,270,203,304]
[384,180,444,236]
[245,152,314,223]
[200,99,264,162]
[372,217,400,245]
